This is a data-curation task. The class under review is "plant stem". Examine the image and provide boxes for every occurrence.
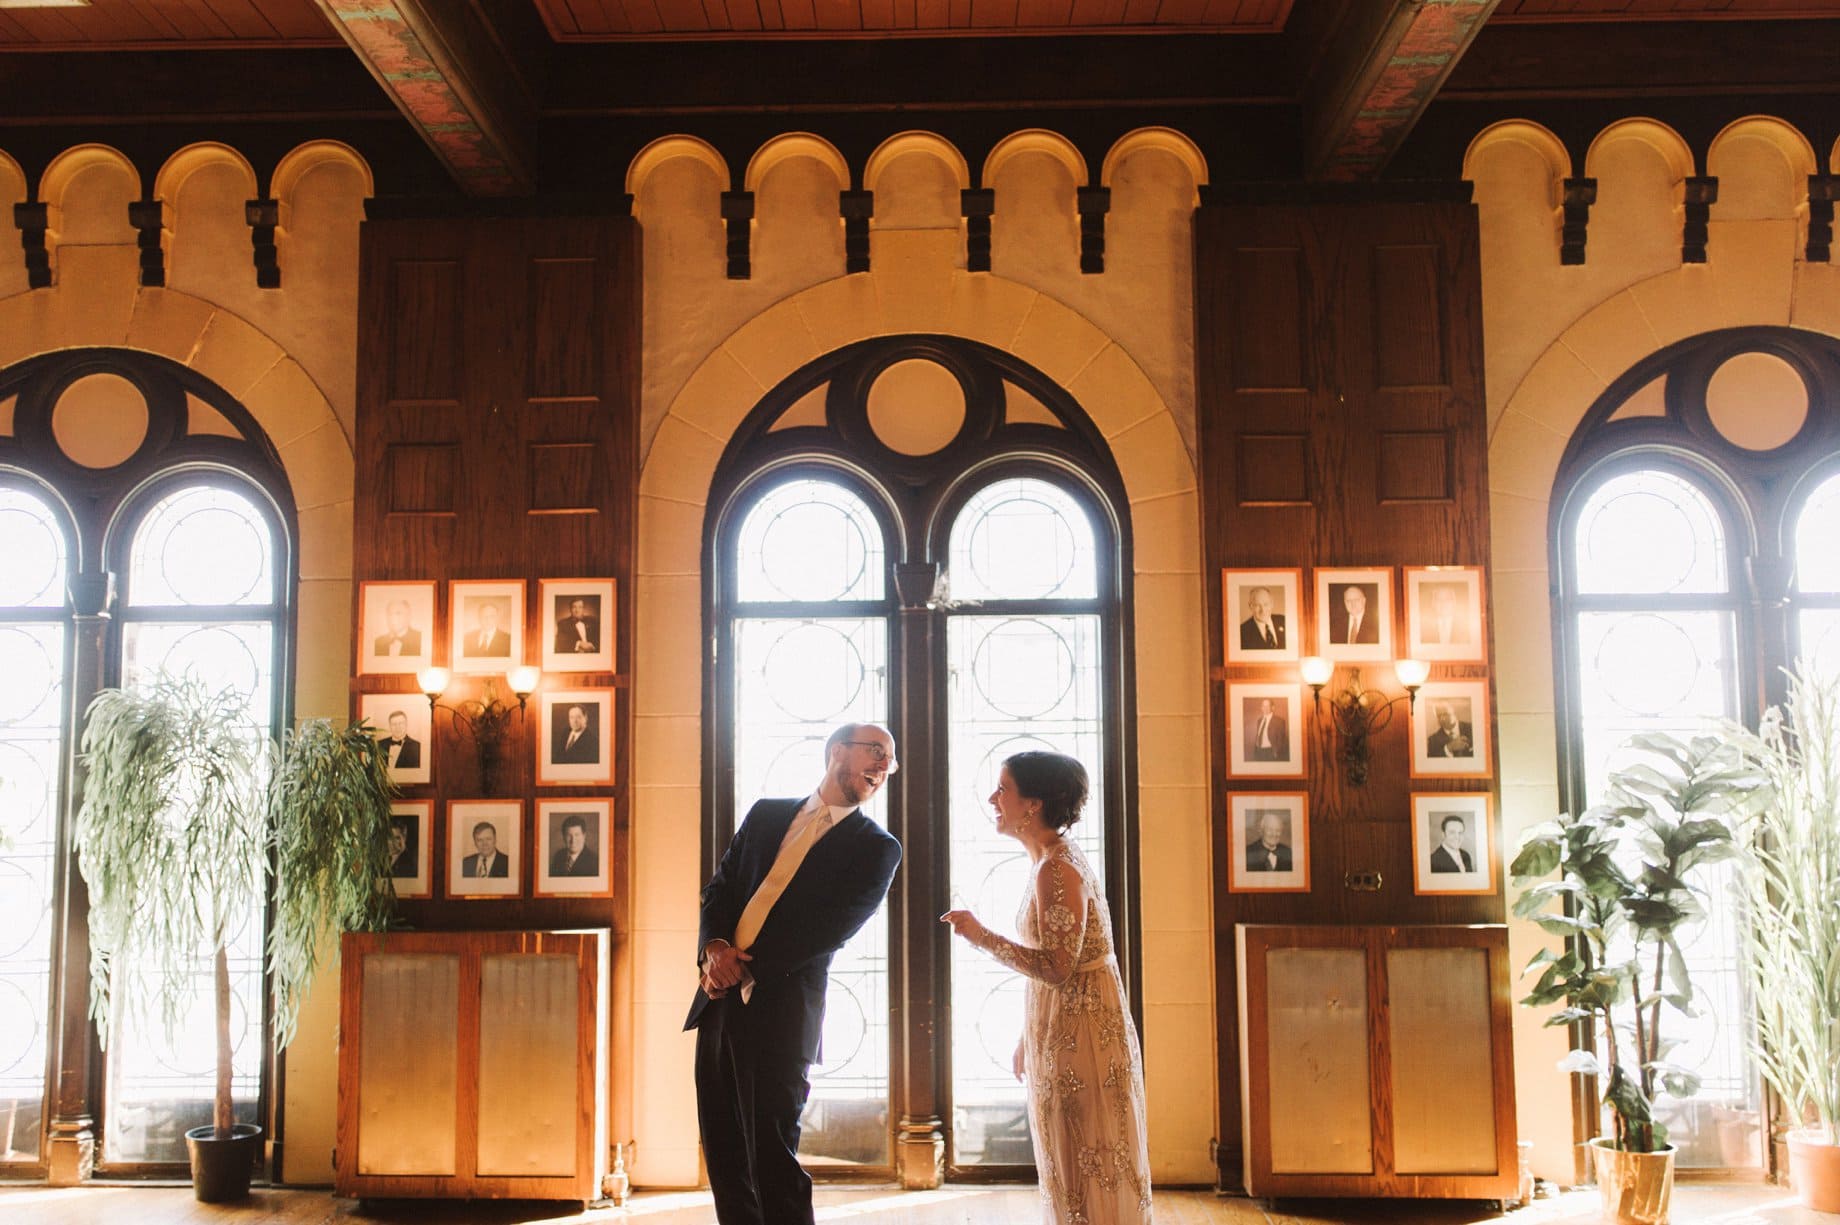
[215,943,232,1135]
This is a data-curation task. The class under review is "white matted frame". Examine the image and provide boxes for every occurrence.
[384,800,433,900]
[358,580,436,676]
[1315,566,1394,663]
[1227,792,1310,893]
[450,579,526,674]
[540,578,616,673]
[534,799,613,898]
[1227,682,1304,779]
[447,799,522,898]
[1410,680,1492,779]
[1404,566,1486,663]
[1411,792,1495,895]
[1224,568,1302,664]
[537,689,615,786]
[359,693,432,787]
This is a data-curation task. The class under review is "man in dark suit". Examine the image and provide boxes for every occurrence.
[463,602,512,658]
[387,817,417,878]
[462,821,509,877]
[1238,585,1287,651]
[554,597,601,656]
[549,812,599,877]
[1330,584,1380,645]
[1246,810,1293,872]
[1426,702,1474,759]
[1431,813,1475,873]
[1423,583,1472,646]
[552,703,599,764]
[373,599,423,658]
[1244,698,1288,761]
[686,722,902,1225]
[380,710,421,770]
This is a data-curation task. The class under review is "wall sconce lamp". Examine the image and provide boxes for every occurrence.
[1300,657,1430,786]
[416,665,541,794]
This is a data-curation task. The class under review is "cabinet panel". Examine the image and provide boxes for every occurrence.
[356,953,460,1175]
[1267,948,1373,1174]
[477,953,579,1176]
[1387,947,1497,1174]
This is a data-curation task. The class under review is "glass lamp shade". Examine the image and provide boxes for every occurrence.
[1394,658,1430,689]
[1299,656,1334,687]
[417,666,451,698]
[507,665,541,696]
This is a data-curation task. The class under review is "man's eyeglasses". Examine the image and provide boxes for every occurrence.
[843,739,896,765]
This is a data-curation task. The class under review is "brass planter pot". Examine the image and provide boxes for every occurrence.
[1788,1129,1840,1214]
[1589,1137,1675,1224]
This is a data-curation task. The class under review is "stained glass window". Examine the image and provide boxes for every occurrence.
[1793,471,1840,682]
[0,487,68,1165]
[102,481,279,1166]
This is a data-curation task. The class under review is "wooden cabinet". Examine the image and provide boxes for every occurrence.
[1236,923,1517,1201]
[335,929,610,1203]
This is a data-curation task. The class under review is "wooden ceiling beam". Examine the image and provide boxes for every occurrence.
[312,0,535,196]
[1302,0,1499,181]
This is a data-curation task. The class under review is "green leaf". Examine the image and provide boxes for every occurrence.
[1558,1048,1604,1077]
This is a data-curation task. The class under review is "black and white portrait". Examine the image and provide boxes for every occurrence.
[359,694,431,786]
[535,799,612,898]
[450,580,525,674]
[385,801,432,899]
[359,582,435,676]
[1410,681,1492,779]
[1223,569,1301,664]
[1228,683,1304,778]
[1412,793,1494,895]
[537,689,615,785]
[1316,567,1394,663]
[447,800,522,898]
[1405,566,1486,663]
[1228,793,1309,893]
[540,578,616,673]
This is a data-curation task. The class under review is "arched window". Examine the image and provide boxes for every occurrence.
[1553,326,1840,1171]
[707,337,1135,1179]
[0,349,296,1178]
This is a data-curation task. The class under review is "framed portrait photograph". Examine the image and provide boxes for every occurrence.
[534,799,613,898]
[1411,792,1496,895]
[358,693,432,787]
[1223,568,1302,664]
[1410,680,1493,779]
[537,689,615,786]
[1227,682,1304,778]
[358,581,435,676]
[1404,566,1487,663]
[450,579,526,675]
[1227,792,1310,893]
[384,800,433,900]
[447,799,522,899]
[1316,567,1394,662]
[540,578,616,674]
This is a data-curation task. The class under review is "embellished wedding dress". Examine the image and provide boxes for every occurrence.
[969,839,1153,1225]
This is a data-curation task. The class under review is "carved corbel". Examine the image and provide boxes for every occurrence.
[1560,176,1596,266]
[1076,186,1109,274]
[1808,175,1837,263]
[841,189,873,275]
[962,188,994,273]
[246,197,281,288]
[128,197,168,287]
[1682,176,1717,264]
[15,200,53,289]
[720,190,753,280]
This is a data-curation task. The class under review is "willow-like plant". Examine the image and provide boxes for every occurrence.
[266,717,398,1049]
[77,674,269,1136]
[1729,668,1840,1146]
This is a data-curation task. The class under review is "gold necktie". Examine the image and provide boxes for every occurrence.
[733,809,831,951]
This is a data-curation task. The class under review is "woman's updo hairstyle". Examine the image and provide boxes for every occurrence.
[1003,751,1089,833]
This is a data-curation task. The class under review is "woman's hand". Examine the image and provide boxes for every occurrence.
[940,908,987,943]
[1012,1038,1025,1083]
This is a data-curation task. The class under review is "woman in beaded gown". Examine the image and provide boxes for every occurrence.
[942,750,1152,1225]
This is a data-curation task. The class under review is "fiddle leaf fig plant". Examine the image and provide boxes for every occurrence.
[1511,731,1764,1153]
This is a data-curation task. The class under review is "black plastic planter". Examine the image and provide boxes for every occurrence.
[184,1123,264,1202]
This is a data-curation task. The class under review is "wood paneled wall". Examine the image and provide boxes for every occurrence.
[1195,200,1498,1183]
[352,215,640,936]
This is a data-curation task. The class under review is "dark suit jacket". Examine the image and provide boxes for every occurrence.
[463,629,512,657]
[554,616,601,654]
[389,849,417,878]
[1245,713,1289,760]
[550,847,599,877]
[684,797,902,1065]
[383,735,421,769]
[1427,722,1475,758]
[552,726,599,763]
[1330,603,1381,644]
[1238,615,1287,651]
[373,628,423,656]
[462,852,509,878]
[1246,841,1292,872]
[1430,844,1474,873]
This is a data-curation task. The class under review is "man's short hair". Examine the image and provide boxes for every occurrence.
[568,704,587,717]
[389,709,407,723]
[561,813,590,836]
[1440,813,1467,833]
[472,821,497,839]
[825,722,868,760]
[391,816,413,834]
[1246,585,1272,603]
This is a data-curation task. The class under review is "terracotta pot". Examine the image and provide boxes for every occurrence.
[1788,1128,1840,1214]
[1589,1136,1675,1224]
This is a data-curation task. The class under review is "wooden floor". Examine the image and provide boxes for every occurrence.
[0,1181,1824,1224]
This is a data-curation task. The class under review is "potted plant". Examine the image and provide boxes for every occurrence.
[77,674,396,1201]
[1510,731,1762,1224]
[1729,669,1840,1212]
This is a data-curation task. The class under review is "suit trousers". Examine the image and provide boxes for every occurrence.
[694,991,815,1225]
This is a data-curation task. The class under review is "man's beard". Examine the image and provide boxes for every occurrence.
[832,763,880,806]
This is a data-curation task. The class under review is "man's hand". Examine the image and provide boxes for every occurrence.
[702,939,753,990]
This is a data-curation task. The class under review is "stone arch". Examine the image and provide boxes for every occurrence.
[982,127,1086,189]
[155,141,258,204]
[272,139,374,204]
[744,132,850,194]
[863,130,969,193]
[1707,115,1817,222]
[0,150,26,299]
[625,134,731,211]
[1583,117,1695,183]
[1101,126,1208,201]
[39,143,139,258]
[1463,119,1571,195]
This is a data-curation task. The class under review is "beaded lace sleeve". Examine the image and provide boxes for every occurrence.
[967,856,1087,986]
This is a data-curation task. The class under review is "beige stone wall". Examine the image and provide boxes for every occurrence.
[628,127,1217,1187]
[1469,116,1840,1183]
[0,138,368,1186]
